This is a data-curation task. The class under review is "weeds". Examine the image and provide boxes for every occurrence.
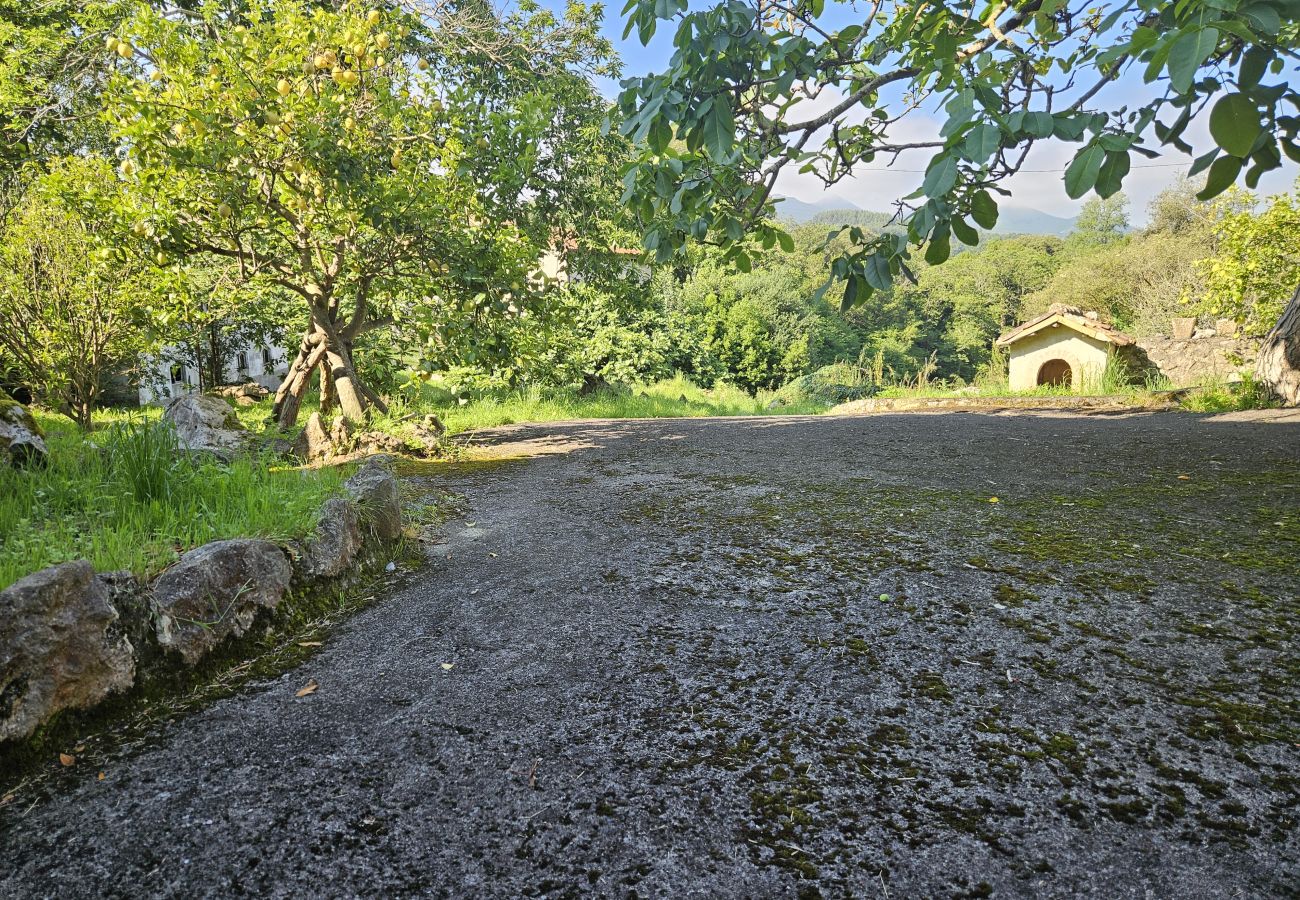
[0,411,343,590]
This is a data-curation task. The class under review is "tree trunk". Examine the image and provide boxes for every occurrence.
[318,361,336,416]
[1255,284,1300,407]
[271,322,374,428]
[324,345,368,423]
[272,337,327,429]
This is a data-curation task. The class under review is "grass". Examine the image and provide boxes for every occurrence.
[385,373,827,437]
[0,409,344,591]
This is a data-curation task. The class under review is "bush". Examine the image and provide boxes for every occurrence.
[768,363,879,409]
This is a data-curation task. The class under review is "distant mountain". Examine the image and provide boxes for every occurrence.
[991,206,1076,236]
[774,194,1077,235]
[770,195,865,223]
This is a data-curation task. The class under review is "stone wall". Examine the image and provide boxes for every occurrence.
[1136,330,1260,388]
[0,456,403,747]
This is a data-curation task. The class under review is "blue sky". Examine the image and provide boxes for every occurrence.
[556,0,1298,224]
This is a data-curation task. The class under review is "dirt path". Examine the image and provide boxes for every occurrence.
[2,411,1298,898]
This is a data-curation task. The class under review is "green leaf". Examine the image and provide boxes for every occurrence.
[921,154,958,198]
[1024,111,1055,138]
[702,98,734,159]
[1189,148,1219,177]
[1196,154,1243,200]
[1209,93,1263,157]
[1096,149,1131,198]
[863,252,892,291]
[970,190,998,229]
[777,230,794,252]
[963,124,1001,162]
[1167,27,1219,94]
[924,228,951,265]
[1238,45,1271,89]
[841,272,860,310]
[950,216,979,246]
[1239,3,1281,35]
[1064,144,1106,199]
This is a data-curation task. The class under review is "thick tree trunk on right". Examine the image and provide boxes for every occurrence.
[1255,285,1300,407]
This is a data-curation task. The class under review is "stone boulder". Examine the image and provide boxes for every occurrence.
[164,393,247,453]
[0,561,135,743]
[346,457,403,541]
[292,411,333,462]
[294,413,417,463]
[298,498,364,579]
[215,382,271,407]
[408,414,446,450]
[151,539,292,665]
[0,389,47,468]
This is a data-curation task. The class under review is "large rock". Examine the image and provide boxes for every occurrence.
[298,498,364,579]
[151,540,292,665]
[292,411,333,462]
[163,393,246,452]
[0,388,47,468]
[215,382,271,407]
[0,561,135,743]
[346,457,403,541]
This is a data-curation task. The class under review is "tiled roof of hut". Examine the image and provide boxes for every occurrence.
[995,304,1136,348]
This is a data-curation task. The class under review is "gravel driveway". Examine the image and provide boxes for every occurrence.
[2,411,1297,898]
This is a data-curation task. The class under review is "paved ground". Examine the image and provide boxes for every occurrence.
[2,411,1298,898]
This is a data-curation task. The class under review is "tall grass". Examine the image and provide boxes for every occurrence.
[0,414,343,590]
[387,373,827,436]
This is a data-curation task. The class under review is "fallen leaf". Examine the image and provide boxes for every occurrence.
[59,753,75,767]
[74,744,86,753]
[0,793,14,807]
[295,679,319,698]
[988,497,1000,503]
[298,641,322,648]
[488,552,498,558]
[440,662,454,671]
[1177,474,1191,480]
[97,772,106,781]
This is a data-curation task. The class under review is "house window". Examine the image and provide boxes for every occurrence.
[262,348,274,369]
[236,351,249,374]
[170,364,185,385]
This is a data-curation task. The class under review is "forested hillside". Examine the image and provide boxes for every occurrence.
[489,183,1298,395]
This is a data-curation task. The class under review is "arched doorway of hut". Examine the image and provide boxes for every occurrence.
[1037,358,1073,387]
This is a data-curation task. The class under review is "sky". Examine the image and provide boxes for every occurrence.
[554,0,1299,226]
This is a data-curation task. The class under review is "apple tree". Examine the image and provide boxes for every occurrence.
[617,0,1300,403]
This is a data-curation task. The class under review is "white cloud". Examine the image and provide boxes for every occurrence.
[772,86,1298,225]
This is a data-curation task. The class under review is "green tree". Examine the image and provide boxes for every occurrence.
[101,0,613,426]
[1197,188,1300,336]
[0,0,122,179]
[0,158,149,428]
[1073,193,1130,246]
[617,0,1300,403]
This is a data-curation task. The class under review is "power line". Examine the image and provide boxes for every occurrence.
[850,161,1192,174]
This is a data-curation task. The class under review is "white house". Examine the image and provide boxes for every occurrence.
[138,340,289,405]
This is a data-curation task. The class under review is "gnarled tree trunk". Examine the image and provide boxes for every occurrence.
[270,289,388,429]
[1256,284,1300,407]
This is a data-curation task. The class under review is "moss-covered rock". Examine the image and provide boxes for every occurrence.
[0,388,47,468]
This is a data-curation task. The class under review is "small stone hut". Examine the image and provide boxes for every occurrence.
[996,305,1138,391]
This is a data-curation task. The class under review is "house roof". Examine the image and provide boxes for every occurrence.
[995,304,1135,348]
